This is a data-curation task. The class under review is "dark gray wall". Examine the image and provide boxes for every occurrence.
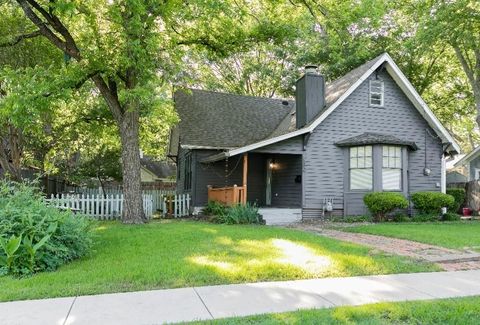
[246,154,267,206]
[253,136,304,154]
[303,70,443,216]
[188,150,301,207]
[296,73,325,128]
[271,154,302,207]
[175,147,187,195]
[193,150,243,206]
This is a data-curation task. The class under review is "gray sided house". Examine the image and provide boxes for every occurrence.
[168,53,460,220]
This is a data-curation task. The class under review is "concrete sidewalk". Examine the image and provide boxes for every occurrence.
[2,270,480,325]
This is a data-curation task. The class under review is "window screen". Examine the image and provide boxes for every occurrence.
[350,146,373,190]
[382,146,402,190]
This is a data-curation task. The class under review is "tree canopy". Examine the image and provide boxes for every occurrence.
[0,0,479,223]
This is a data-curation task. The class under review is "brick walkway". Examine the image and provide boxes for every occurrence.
[289,223,480,271]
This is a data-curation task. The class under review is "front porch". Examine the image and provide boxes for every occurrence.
[200,152,302,209]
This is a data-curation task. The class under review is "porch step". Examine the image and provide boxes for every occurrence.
[258,208,302,226]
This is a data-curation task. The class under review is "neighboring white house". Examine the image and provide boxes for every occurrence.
[451,147,480,182]
[140,156,176,183]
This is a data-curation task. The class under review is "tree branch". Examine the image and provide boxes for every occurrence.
[16,0,69,54]
[0,30,42,48]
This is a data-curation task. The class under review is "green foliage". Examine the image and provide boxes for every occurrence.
[331,215,372,223]
[0,181,93,276]
[363,192,409,222]
[411,192,456,215]
[446,188,466,212]
[391,213,410,223]
[441,212,461,222]
[202,201,228,217]
[210,203,264,225]
[411,213,440,222]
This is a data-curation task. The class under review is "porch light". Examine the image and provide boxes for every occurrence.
[269,159,276,169]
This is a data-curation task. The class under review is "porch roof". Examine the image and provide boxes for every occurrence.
[335,132,419,150]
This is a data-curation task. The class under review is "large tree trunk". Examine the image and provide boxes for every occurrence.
[0,125,23,181]
[119,109,145,223]
[466,180,480,213]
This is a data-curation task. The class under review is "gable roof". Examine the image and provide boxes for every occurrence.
[454,146,480,167]
[335,132,418,150]
[170,53,460,160]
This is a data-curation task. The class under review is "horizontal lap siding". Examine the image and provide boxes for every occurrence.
[176,147,187,194]
[247,154,267,206]
[253,136,304,154]
[271,154,302,207]
[304,70,443,217]
[194,150,243,206]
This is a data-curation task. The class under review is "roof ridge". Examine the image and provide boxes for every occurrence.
[176,87,294,103]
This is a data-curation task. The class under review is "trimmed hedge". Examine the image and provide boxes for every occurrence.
[446,188,466,213]
[363,192,409,222]
[411,191,455,214]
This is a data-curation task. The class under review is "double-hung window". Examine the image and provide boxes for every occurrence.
[369,80,384,107]
[350,146,373,190]
[382,146,402,191]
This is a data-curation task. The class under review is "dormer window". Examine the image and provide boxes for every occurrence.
[369,80,384,107]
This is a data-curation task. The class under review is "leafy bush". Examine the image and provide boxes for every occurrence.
[446,188,466,213]
[213,203,264,225]
[363,192,409,222]
[411,213,440,222]
[202,200,227,217]
[411,191,455,214]
[391,213,411,222]
[0,181,94,276]
[442,212,461,221]
[331,215,372,223]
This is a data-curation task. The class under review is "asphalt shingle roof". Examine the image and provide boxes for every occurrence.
[174,89,294,148]
[140,156,176,178]
[335,132,418,150]
[170,54,386,153]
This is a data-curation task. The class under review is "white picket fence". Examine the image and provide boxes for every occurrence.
[162,194,191,218]
[64,188,176,212]
[46,193,154,220]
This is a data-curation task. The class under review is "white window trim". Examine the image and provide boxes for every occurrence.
[369,79,384,107]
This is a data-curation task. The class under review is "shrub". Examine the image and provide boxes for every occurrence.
[411,213,440,222]
[391,213,411,222]
[446,188,466,213]
[363,192,409,222]
[202,200,227,217]
[214,203,264,225]
[411,191,455,214]
[0,181,94,276]
[442,212,461,221]
[331,215,372,223]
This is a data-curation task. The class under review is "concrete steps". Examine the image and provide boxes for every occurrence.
[258,208,302,225]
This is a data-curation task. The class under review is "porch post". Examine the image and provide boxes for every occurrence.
[242,153,248,204]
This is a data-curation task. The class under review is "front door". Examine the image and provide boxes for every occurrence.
[266,159,272,206]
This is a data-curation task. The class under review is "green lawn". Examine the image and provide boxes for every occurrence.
[190,296,480,324]
[345,221,480,251]
[0,220,438,302]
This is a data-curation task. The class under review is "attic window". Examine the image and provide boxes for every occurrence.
[369,80,384,107]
